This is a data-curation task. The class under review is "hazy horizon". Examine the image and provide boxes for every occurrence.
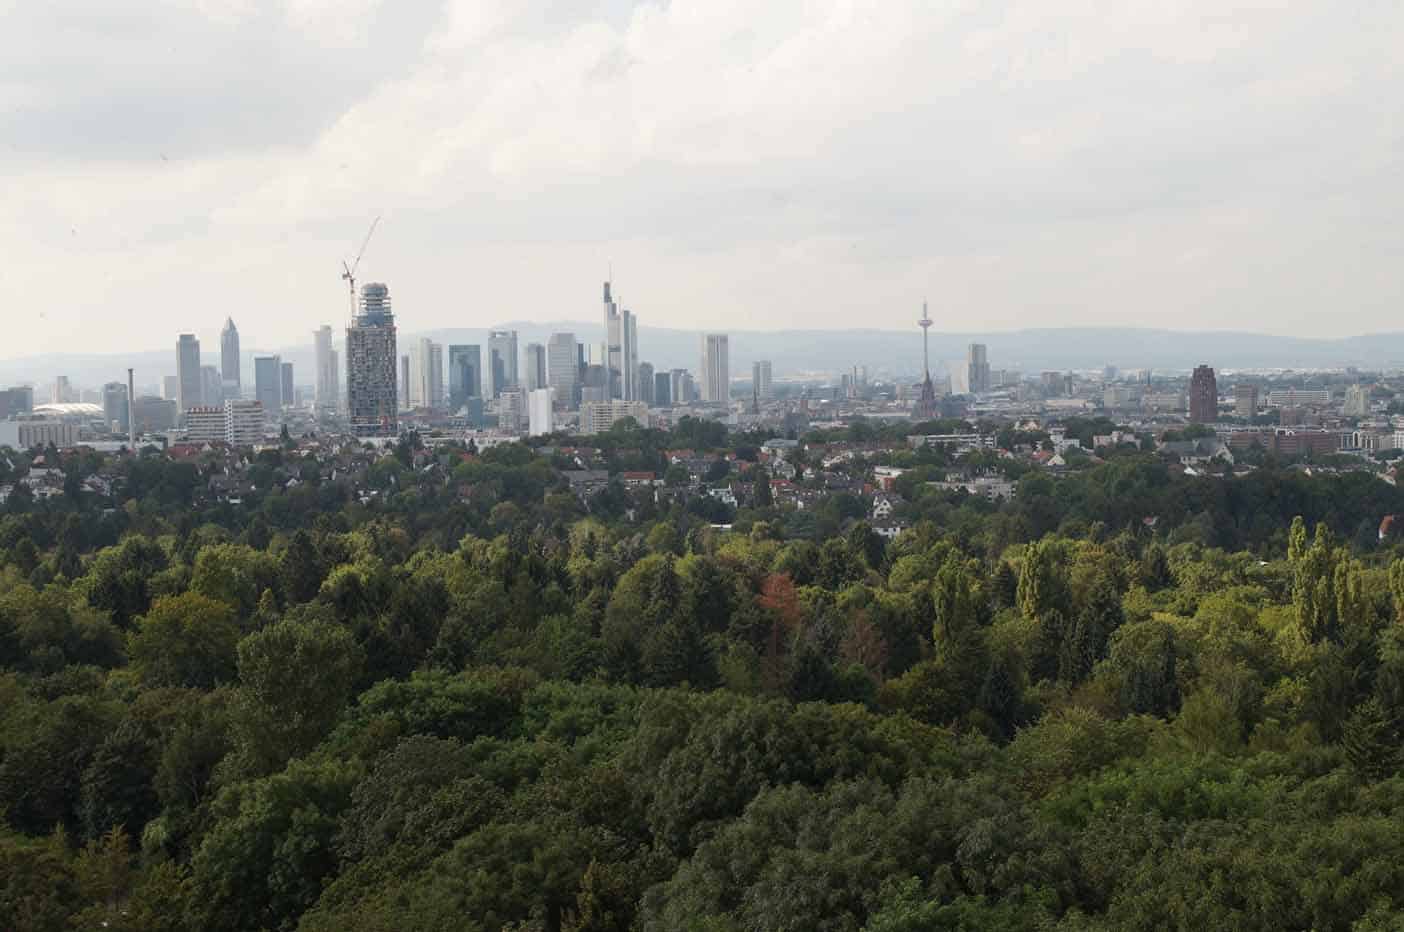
[6,1,1403,353]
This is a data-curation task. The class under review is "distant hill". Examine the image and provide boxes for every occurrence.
[6,325,1404,392]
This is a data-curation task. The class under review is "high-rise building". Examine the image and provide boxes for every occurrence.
[497,388,526,431]
[752,360,773,402]
[162,375,179,401]
[1189,365,1217,424]
[1234,384,1259,419]
[701,334,729,404]
[253,355,282,418]
[580,400,649,435]
[638,362,655,405]
[0,386,34,418]
[346,283,399,436]
[547,333,579,409]
[654,371,672,406]
[220,318,241,398]
[670,369,696,406]
[581,365,609,405]
[1344,384,1371,417]
[314,325,340,413]
[399,355,412,409]
[488,330,518,397]
[967,343,990,394]
[280,362,295,410]
[410,338,444,409]
[524,343,547,392]
[102,382,129,433]
[201,365,222,407]
[184,406,226,443]
[225,400,265,446]
[448,345,482,410]
[528,388,554,436]
[131,396,177,432]
[176,333,202,414]
[52,376,73,405]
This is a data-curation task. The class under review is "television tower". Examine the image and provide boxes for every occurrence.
[916,300,937,419]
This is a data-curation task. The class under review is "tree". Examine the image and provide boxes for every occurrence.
[753,465,774,508]
[129,592,241,689]
[279,529,323,605]
[230,618,363,774]
[1342,698,1402,781]
[1017,539,1067,621]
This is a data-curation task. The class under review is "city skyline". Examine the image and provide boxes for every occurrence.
[7,2,1404,353]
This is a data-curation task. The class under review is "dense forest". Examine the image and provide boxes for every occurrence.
[5,432,1404,930]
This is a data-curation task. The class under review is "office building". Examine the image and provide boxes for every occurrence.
[1234,384,1259,419]
[1266,389,1331,407]
[967,344,990,394]
[399,356,412,408]
[201,365,222,407]
[753,360,773,402]
[701,334,729,403]
[102,382,129,433]
[497,388,526,431]
[580,400,649,435]
[670,369,696,405]
[448,345,482,410]
[346,283,399,436]
[488,330,518,398]
[162,376,179,401]
[528,388,554,437]
[409,338,444,409]
[130,396,177,433]
[280,362,294,410]
[546,333,579,409]
[0,387,34,418]
[176,333,202,414]
[314,325,339,413]
[184,406,226,442]
[1344,384,1371,417]
[253,355,282,418]
[524,343,547,393]
[220,317,241,398]
[654,371,672,406]
[1189,365,1217,424]
[0,418,77,450]
[581,365,609,405]
[225,400,265,445]
[638,362,655,405]
[52,376,73,405]
[602,282,640,400]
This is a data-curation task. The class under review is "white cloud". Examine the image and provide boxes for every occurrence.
[2,0,1403,358]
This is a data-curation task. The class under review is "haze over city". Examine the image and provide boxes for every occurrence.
[5,0,1403,355]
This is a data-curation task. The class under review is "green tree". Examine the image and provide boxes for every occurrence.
[278,529,323,605]
[230,618,363,774]
[128,592,241,689]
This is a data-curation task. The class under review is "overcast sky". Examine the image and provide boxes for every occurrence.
[3,0,1401,356]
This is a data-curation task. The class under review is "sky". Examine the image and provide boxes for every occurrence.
[3,0,1402,356]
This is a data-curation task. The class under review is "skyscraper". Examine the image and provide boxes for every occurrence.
[488,330,518,397]
[967,343,990,394]
[638,362,655,405]
[752,360,773,401]
[410,338,444,409]
[201,365,223,407]
[602,282,641,400]
[220,318,241,398]
[52,376,72,405]
[1234,384,1259,419]
[654,371,671,406]
[524,343,547,392]
[176,333,202,414]
[399,355,411,409]
[547,333,579,409]
[528,388,554,437]
[701,334,729,404]
[1344,384,1370,417]
[280,362,295,410]
[346,282,398,436]
[448,345,482,410]
[1189,365,1217,424]
[102,382,129,433]
[253,355,282,418]
[314,325,339,413]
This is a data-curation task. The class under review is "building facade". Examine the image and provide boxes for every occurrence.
[580,400,649,435]
[346,283,399,436]
[176,333,202,414]
[752,360,773,402]
[967,344,990,394]
[528,388,553,436]
[1234,384,1259,419]
[220,317,241,398]
[225,400,265,445]
[1189,365,1217,424]
[280,362,295,411]
[488,330,519,398]
[314,325,339,413]
[524,343,547,393]
[253,355,282,418]
[701,334,729,404]
[547,333,579,409]
[448,345,482,411]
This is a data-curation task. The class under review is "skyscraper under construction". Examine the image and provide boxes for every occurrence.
[346,283,398,436]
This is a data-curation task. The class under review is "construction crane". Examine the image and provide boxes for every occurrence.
[341,216,381,321]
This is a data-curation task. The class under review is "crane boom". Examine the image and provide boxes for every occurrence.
[341,216,381,321]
